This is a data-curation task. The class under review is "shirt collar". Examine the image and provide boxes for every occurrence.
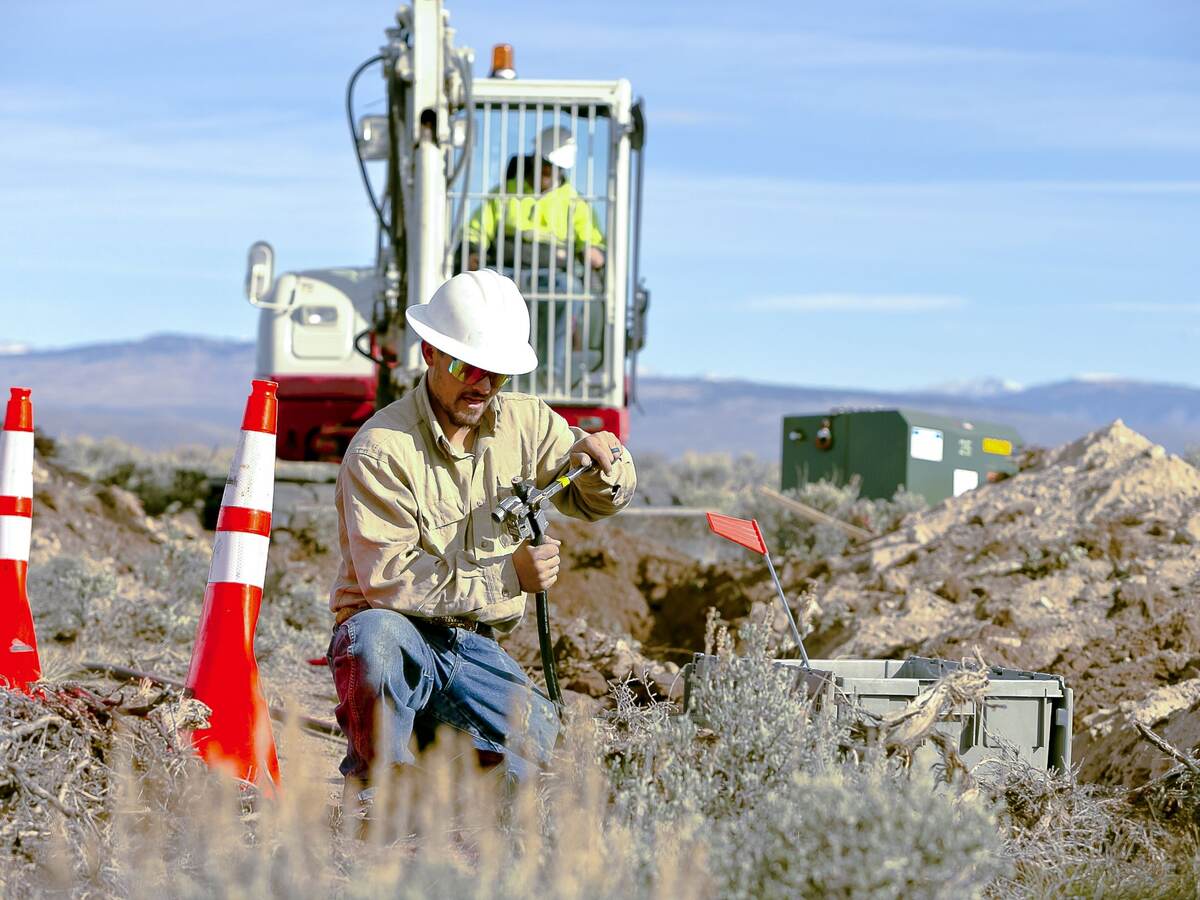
[416,371,503,459]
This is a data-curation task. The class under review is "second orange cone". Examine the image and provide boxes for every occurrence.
[185,380,281,787]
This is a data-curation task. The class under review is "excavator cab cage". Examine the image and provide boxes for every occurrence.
[445,79,636,409]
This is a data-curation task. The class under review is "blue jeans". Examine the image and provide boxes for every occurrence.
[328,609,559,782]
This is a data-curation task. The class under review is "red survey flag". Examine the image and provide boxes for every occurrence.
[706,513,767,555]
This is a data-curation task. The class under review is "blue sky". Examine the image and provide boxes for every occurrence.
[2,0,1198,390]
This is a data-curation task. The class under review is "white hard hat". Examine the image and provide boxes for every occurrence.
[538,125,576,170]
[406,270,538,375]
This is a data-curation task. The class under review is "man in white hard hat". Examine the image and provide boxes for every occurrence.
[327,269,636,795]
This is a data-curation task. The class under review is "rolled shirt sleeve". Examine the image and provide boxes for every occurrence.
[534,404,636,520]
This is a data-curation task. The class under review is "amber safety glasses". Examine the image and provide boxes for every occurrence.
[447,357,508,390]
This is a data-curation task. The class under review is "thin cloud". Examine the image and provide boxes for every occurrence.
[748,293,967,313]
[1095,302,1200,313]
[505,23,1134,70]
[656,174,1200,199]
[1038,181,1200,195]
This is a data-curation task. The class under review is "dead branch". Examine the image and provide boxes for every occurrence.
[757,487,875,541]
[3,762,75,817]
[80,660,343,741]
[0,714,68,744]
[1134,722,1200,775]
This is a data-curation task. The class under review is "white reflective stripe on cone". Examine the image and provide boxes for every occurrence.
[0,516,32,562]
[220,431,276,513]
[0,432,34,497]
[207,530,271,589]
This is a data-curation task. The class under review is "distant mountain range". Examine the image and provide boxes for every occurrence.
[629,374,1200,458]
[0,334,255,448]
[2,333,1198,457]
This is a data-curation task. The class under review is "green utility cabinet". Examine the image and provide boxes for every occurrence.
[781,409,1021,505]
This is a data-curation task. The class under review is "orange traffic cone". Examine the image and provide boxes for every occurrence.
[0,387,40,693]
[185,380,281,787]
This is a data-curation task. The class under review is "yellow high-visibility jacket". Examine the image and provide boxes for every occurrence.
[466,178,606,257]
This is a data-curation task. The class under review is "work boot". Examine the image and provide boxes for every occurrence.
[339,776,373,840]
[340,769,414,844]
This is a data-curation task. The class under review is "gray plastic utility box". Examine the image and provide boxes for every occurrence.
[684,655,1073,773]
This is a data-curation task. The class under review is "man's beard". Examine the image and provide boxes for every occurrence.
[448,405,486,427]
[447,392,495,427]
[427,374,491,427]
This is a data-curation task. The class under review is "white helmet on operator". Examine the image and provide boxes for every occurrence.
[537,125,576,170]
[405,270,538,375]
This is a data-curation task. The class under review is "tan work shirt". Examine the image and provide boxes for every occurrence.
[329,374,636,633]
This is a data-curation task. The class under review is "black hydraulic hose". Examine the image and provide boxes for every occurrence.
[346,53,389,235]
[523,472,570,711]
[353,327,392,366]
[629,101,648,410]
[385,63,407,281]
[535,591,562,707]
[353,328,375,363]
[444,53,474,273]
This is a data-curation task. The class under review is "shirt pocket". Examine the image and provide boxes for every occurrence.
[421,495,466,551]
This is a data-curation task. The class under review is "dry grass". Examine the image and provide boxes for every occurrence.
[45,434,229,516]
[4,622,1200,898]
[2,691,705,898]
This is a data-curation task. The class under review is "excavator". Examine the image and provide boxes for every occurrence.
[241,0,649,462]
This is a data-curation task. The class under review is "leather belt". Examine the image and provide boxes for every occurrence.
[332,607,492,639]
[418,615,493,638]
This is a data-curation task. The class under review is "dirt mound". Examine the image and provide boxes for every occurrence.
[625,420,1200,785]
[1079,684,1200,788]
[544,518,695,643]
[496,518,695,701]
[653,420,1200,785]
[29,454,172,574]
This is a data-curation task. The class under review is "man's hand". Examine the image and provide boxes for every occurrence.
[513,537,561,593]
[586,247,605,270]
[570,430,623,475]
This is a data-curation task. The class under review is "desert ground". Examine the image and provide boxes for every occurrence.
[3,420,1199,897]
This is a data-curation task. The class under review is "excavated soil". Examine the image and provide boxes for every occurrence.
[647,420,1200,787]
[18,419,1200,788]
[811,421,1200,786]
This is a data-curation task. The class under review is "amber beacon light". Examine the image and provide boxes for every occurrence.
[490,43,516,79]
